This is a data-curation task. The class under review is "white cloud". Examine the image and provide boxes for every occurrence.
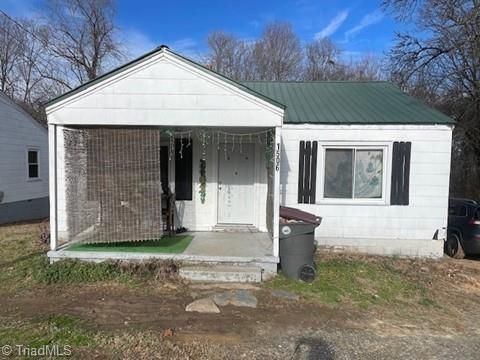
[120,30,202,61]
[170,38,204,60]
[170,38,197,53]
[314,9,349,39]
[122,29,157,59]
[344,10,384,41]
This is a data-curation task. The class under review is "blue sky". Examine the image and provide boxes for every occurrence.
[3,0,402,61]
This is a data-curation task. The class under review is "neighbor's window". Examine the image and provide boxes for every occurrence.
[27,149,39,179]
[324,148,383,199]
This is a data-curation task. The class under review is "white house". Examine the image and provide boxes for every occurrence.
[0,92,49,224]
[45,46,453,275]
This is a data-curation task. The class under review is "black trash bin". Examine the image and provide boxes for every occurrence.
[279,207,321,281]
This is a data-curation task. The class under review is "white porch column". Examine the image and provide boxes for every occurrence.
[48,124,57,251]
[273,126,282,257]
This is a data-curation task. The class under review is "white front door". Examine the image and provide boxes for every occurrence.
[218,144,255,224]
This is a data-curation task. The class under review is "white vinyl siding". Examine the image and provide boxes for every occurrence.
[47,52,283,128]
[0,94,48,203]
[280,124,452,242]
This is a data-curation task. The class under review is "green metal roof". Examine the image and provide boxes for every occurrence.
[242,81,454,125]
[45,45,452,125]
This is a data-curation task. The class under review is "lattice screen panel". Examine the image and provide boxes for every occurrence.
[62,127,163,244]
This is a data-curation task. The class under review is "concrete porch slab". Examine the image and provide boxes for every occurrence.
[183,231,273,257]
[47,231,279,280]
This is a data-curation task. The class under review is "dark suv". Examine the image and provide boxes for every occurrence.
[446,198,480,258]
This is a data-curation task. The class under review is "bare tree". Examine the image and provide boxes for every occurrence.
[304,38,341,80]
[384,0,480,198]
[304,40,383,81]
[344,54,384,81]
[44,0,124,85]
[0,15,23,95]
[12,20,52,105]
[206,31,254,80]
[0,1,124,123]
[0,14,56,122]
[253,22,303,80]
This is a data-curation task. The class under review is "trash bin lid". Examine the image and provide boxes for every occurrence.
[280,206,322,225]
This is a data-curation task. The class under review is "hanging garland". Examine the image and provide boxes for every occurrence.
[162,128,275,204]
[164,128,274,169]
[199,159,207,204]
[264,130,275,169]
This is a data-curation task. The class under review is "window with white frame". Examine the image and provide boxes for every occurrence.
[27,149,39,179]
[323,147,384,200]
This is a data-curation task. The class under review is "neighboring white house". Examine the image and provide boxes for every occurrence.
[0,92,49,224]
[45,46,453,269]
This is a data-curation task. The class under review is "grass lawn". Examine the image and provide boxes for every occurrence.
[66,235,193,254]
[267,256,433,308]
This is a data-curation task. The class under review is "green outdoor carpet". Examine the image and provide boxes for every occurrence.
[66,235,193,254]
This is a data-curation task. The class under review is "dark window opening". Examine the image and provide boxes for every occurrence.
[160,146,169,194]
[475,208,480,221]
[449,205,468,217]
[175,138,192,200]
[27,150,39,179]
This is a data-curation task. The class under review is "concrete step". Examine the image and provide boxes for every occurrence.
[179,265,263,283]
[212,225,259,233]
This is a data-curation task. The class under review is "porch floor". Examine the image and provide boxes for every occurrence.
[184,231,272,257]
[48,231,277,265]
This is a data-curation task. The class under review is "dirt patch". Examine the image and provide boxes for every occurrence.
[0,282,354,337]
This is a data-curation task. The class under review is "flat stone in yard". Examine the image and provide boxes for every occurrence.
[271,289,299,301]
[185,298,220,313]
[230,290,258,308]
[212,291,232,306]
[211,290,258,308]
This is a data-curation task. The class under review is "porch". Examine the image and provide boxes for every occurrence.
[47,231,279,280]
[46,46,285,278]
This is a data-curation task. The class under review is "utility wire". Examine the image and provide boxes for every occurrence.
[0,9,49,48]
[0,12,76,90]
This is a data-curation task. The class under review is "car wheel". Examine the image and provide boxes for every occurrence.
[445,233,465,259]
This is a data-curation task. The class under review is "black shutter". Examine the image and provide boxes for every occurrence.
[298,141,305,203]
[175,138,192,200]
[298,141,318,204]
[310,141,318,203]
[390,141,411,205]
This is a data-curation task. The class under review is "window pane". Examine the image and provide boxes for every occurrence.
[324,149,353,198]
[354,150,383,198]
[28,150,38,164]
[29,164,38,178]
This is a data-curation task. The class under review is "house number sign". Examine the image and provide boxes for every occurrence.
[275,143,280,171]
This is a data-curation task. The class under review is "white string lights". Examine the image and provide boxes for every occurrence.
[163,128,275,160]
